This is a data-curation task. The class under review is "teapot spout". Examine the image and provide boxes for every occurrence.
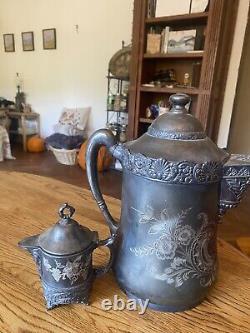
[18,235,39,252]
[219,154,250,216]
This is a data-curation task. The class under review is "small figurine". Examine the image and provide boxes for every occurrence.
[183,73,191,87]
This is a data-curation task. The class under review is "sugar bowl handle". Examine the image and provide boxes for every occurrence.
[86,129,119,235]
[94,235,115,277]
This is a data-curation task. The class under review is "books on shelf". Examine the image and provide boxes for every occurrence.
[146,33,161,54]
[160,26,170,53]
[192,61,202,87]
[146,27,203,55]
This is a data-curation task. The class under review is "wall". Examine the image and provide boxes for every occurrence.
[217,0,250,147]
[1,0,248,143]
[0,0,133,137]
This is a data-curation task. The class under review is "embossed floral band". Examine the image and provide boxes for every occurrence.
[111,145,223,184]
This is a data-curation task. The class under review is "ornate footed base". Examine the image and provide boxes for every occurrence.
[42,275,93,310]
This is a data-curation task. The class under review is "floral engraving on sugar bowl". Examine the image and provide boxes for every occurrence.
[43,255,90,285]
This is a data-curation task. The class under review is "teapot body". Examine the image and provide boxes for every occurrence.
[86,94,250,312]
[113,154,219,311]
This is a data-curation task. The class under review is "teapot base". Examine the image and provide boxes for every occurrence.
[126,291,205,312]
[117,279,207,313]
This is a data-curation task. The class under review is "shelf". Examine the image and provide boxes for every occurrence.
[145,12,208,26]
[144,52,204,59]
[106,75,129,81]
[139,118,154,124]
[107,109,128,113]
[140,86,200,95]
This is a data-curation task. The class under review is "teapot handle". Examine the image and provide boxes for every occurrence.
[86,129,119,235]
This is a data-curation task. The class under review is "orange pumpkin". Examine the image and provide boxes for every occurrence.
[27,135,45,153]
[78,140,113,172]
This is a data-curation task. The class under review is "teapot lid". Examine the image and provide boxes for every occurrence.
[125,93,229,164]
[148,94,205,140]
[32,203,97,255]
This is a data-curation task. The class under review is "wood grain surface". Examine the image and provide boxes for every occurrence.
[0,171,249,333]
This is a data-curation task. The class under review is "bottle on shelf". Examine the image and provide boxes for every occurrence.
[107,92,115,110]
[114,94,121,111]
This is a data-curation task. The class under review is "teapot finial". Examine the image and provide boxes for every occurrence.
[169,93,190,113]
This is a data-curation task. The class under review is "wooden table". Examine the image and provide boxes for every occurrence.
[0,171,249,333]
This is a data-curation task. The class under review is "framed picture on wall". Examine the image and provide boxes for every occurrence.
[42,28,56,50]
[22,31,34,51]
[3,34,15,52]
[190,0,209,13]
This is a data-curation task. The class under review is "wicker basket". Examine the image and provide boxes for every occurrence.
[49,146,79,166]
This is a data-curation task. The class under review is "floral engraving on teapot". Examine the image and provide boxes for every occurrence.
[43,255,90,285]
[112,145,222,184]
[130,206,216,288]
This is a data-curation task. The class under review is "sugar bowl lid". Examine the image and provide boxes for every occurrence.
[31,203,97,255]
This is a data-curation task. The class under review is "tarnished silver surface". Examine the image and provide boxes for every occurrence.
[147,126,206,140]
[19,203,115,309]
[86,93,250,312]
[111,145,222,184]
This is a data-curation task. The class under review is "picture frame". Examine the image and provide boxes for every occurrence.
[42,28,56,50]
[3,34,15,52]
[22,31,34,51]
[190,0,209,13]
[167,30,197,54]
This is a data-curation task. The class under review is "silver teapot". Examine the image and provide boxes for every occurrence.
[19,203,114,309]
[86,93,250,312]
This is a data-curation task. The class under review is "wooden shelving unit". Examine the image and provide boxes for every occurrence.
[145,11,209,25]
[144,52,204,59]
[140,86,200,95]
[127,0,239,141]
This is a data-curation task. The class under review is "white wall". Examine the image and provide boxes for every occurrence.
[0,0,133,137]
[217,0,250,147]
[1,0,247,143]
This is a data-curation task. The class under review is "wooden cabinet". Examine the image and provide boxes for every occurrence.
[127,0,238,141]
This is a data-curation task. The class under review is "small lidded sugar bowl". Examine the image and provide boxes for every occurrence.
[18,203,114,309]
